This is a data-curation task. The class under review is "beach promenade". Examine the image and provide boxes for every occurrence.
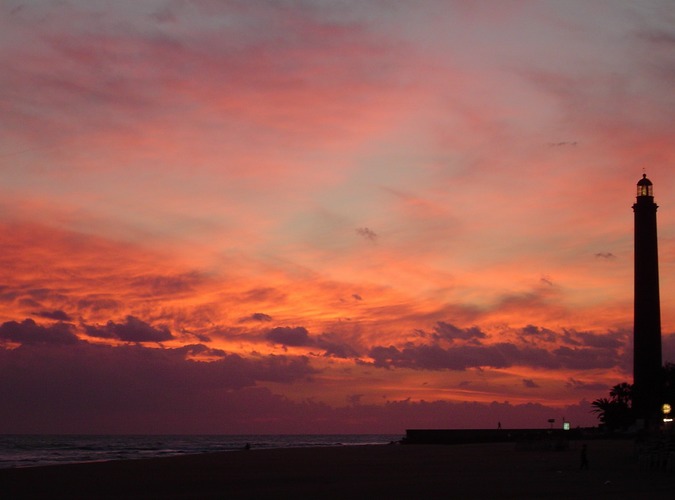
[1,439,674,499]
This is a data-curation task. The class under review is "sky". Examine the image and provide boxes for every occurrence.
[1,0,675,434]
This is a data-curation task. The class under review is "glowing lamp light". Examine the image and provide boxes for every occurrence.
[662,403,671,415]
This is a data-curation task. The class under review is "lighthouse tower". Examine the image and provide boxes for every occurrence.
[632,174,663,428]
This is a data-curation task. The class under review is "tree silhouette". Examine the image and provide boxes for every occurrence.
[661,363,675,406]
[591,383,634,431]
[592,366,675,430]
[609,382,633,406]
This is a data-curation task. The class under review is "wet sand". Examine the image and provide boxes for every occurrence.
[1,439,674,498]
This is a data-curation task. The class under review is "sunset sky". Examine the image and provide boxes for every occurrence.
[1,0,675,434]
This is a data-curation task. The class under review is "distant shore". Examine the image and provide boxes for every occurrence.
[1,439,674,498]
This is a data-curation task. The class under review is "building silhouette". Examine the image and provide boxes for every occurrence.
[632,174,663,428]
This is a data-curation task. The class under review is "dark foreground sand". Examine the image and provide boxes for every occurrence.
[1,439,675,499]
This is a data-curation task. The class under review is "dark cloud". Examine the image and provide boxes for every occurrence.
[0,341,316,433]
[0,319,78,345]
[316,333,360,359]
[565,378,609,392]
[519,325,628,353]
[432,321,486,343]
[84,315,173,343]
[552,345,618,369]
[574,329,626,349]
[0,341,597,433]
[18,298,41,309]
[247,312,273,322]
[355,227,377,241]
[368,343,511,371]
[352,294,363,301]
[558,330,583,346]
[32,310,72,321]
[191,332,212,343]
[367,339,623,372]
[174,343,227,358]
[519,324,557,343]
[522,379,539,389]
[244,354,315,384]
[76,297,123,314]
[266,326,311,347]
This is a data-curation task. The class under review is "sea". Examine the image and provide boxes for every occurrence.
[0,434,403,469]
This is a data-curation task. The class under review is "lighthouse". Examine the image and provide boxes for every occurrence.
[632,174,663,428]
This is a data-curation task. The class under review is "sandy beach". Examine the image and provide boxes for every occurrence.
[1,439,674,499]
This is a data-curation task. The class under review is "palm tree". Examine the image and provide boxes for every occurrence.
[590,397,612,424]
[591,383,634,431]
[609,382,633,406]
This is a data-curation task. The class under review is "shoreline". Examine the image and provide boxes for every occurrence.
[1,440,674,498]
[0,434,402,470]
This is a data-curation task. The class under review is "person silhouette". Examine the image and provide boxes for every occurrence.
[580,444,589,470]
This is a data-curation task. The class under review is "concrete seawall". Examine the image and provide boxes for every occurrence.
[404,428,586,445]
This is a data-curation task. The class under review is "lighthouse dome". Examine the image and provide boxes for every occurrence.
[637,174,653,197]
